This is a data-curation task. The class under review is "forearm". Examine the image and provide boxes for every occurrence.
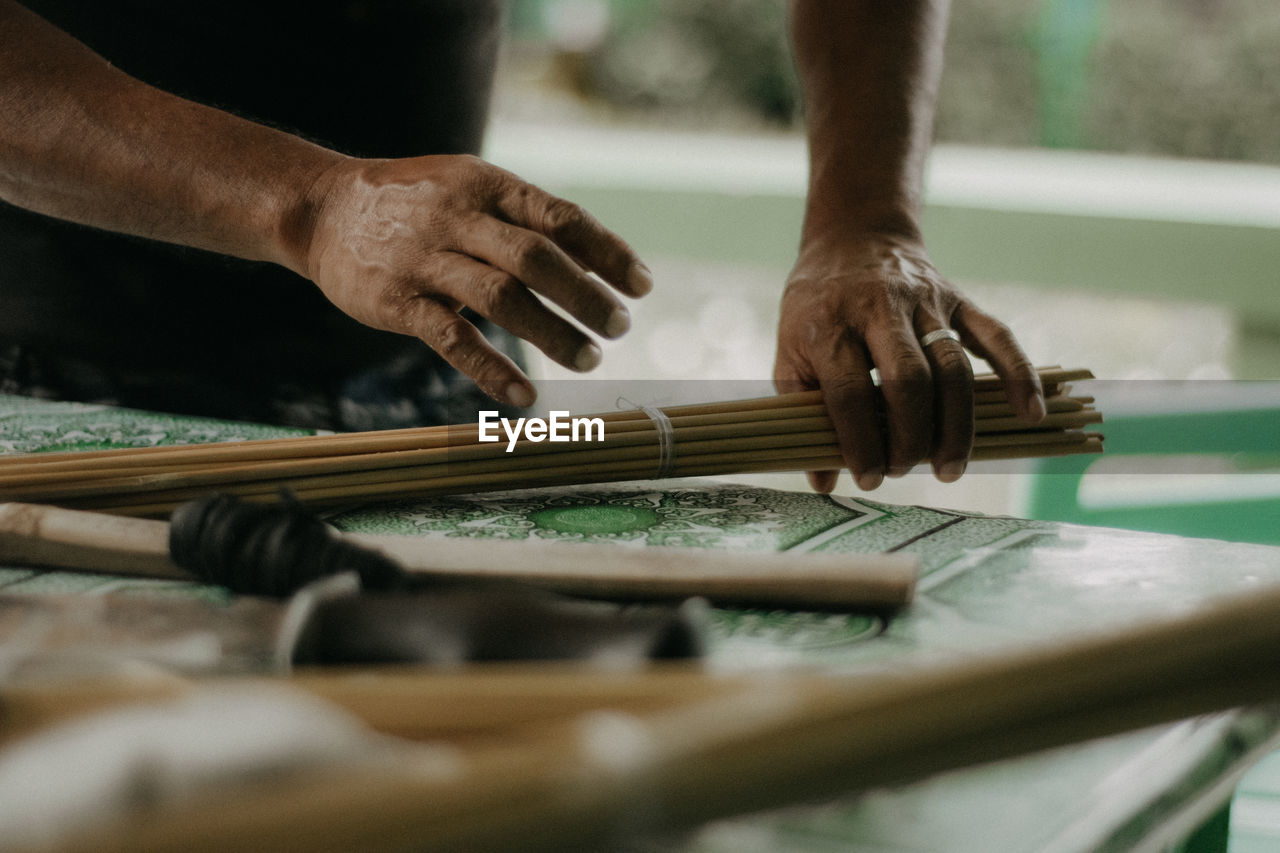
[790,0,949,245]
[0,0,340,274]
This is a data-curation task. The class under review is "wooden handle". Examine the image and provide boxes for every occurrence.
[0,503,918,608]
[0,501,183,579]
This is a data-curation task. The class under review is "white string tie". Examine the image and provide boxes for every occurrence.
[617,397,676,479]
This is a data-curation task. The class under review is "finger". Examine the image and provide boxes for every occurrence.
[774,364,843,494]
[952,301,1046,423]
[915,322,974,482]
[432,254,603,373]
[457,216,632,341]
[801,341,886,491]
[394,294,536,408]
[806,470,840,494]
[863,320,933,478]
[495,181,653,297]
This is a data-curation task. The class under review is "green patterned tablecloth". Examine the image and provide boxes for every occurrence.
[2,394,1278,853]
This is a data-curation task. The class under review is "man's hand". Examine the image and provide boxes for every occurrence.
[783,0,1045,491]
[774,231,1045,493]
[299,155,652,408]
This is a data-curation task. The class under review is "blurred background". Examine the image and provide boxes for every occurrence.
[499,0,1280,161]
[483,0,1280,519]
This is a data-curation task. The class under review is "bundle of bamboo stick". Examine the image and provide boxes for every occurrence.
[0,368,1101,516]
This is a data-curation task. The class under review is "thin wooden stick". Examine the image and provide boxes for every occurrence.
[973,394,1085,418]
[973,429,1095,448]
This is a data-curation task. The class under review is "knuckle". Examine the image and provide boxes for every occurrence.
[374,281,419,329]
[541,197,590,240]
[1010,354,1038,377]
[932,344,972,375]
[847,284,891,320]
[452,156,506,201]
[449,153,487,181]
[473,269,520,311]
[430,317,470,361]
[374,301,404,331]
[979,319,1037,375]
[934,281,962,308]
[824,375,876,404]
[565,281,607,319]
[849,280,920,328]
[510,233,556,274]
[963,306,1016,346]
[881,347,931,387]
[985,316,1017,344]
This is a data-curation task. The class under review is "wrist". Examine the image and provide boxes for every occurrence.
[799,202,923,252]
[798,209,925,259]
[270,150,352,279]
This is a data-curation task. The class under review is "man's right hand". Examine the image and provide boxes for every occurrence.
[296,155,653,408]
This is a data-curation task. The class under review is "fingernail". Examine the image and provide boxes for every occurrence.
[855,469,883,491]
[1028,393,1047,422]
[506,383,535,408]
[938,460,966,483]
[627,263,653,296]
[573,342,602,372]
[604,306,630,338]
[888,466,911,479]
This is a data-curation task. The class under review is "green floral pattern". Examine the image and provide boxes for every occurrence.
[0,393,309,454]
[330,480,862,552]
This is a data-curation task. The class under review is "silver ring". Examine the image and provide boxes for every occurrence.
[919,328,961,348]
